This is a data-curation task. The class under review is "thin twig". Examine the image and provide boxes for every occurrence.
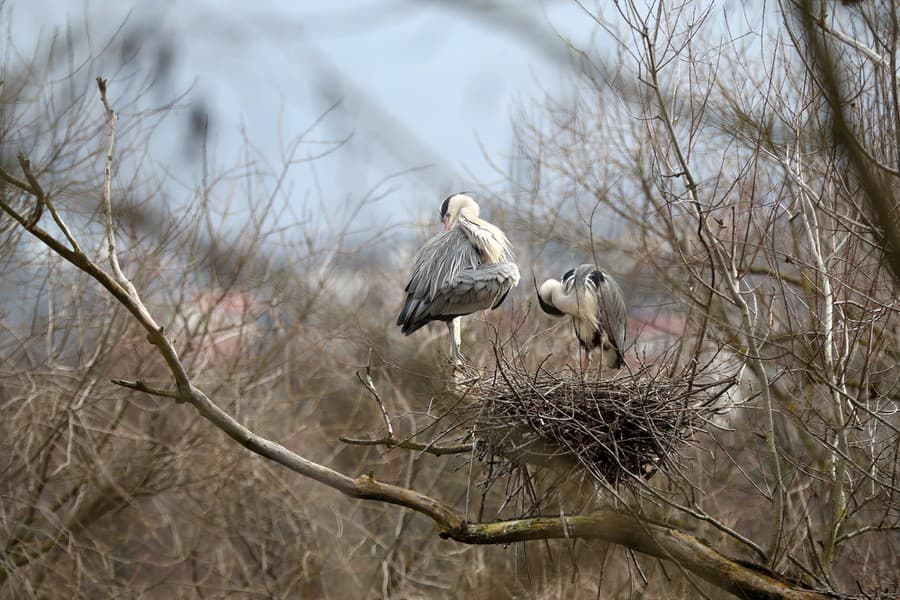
[15,153,44,227]
[111,379,181,399]
[357,352,393,438]
[339,436,474,456]
[97,77,130,291]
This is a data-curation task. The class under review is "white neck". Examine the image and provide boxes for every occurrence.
[544,279,598,326]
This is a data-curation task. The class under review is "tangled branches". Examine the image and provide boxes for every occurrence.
[460,356,739,506]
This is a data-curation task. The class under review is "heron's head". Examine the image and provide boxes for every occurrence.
[576,264,600,287]
[440,193,479,231]
[561,267,576,293]
[563,264,601,294]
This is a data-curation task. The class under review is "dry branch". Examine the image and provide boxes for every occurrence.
[0,78,841,600]
[339,435,474,456]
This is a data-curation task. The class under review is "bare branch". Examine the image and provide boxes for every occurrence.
[356,354,393,438]
[96,77,130,290]
[791,0,900,280]
[3,113,831,600]
[111,378,181,399]
[340,436,474,456]
[445,510,827,600]
[635,6,786,565]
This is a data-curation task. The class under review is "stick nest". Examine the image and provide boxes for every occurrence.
[463,364,735,491]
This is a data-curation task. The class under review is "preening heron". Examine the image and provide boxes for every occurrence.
[397,193,520,366]
[536,264,627,371]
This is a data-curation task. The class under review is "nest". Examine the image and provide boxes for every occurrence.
[461,362,736,494]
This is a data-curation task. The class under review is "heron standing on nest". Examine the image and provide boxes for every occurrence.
[536,264,627,373]
[397,193,520,367]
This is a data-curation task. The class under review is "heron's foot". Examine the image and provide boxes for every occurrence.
[449,344,467,367]
[449,350,479,379]
[449,359,480,387]
[449,353,466,373]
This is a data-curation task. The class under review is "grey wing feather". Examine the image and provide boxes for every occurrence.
[405,230,480,301]
[427,262,519,317]
[594,270,627,355]
[398,230,518,334]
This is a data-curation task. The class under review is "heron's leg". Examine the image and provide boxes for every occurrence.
[599,343,614,379]
[579,347,589,375]
[447,318,463,367]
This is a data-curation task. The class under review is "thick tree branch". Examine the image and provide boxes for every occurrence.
[446,512,827,600]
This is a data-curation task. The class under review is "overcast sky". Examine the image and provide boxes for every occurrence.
[13,0,592,227]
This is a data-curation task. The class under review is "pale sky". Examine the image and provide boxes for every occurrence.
[12,0,592,227]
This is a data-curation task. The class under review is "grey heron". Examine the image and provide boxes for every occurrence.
[536,264,627,371]
[397,193,520,366]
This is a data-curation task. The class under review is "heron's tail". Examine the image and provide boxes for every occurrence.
[603,344,625,369]
[397,296,429,335]
[613,349,625,369]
